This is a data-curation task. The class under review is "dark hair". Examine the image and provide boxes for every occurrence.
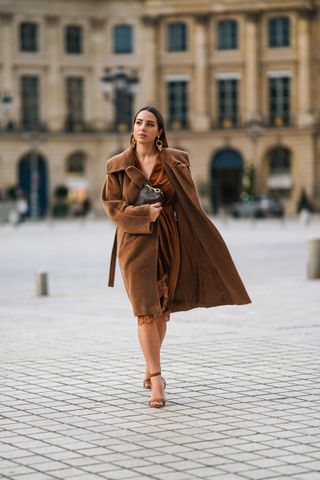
[130,105,169,149]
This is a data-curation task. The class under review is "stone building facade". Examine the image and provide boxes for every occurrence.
[0,0,319,216]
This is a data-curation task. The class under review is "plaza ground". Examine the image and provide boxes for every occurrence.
[0,216,320,480]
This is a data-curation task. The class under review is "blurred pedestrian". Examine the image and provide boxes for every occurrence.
[101,106,251,408]
[16,191,28,223]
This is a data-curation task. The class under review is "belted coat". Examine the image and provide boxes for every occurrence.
[101,146,251,317]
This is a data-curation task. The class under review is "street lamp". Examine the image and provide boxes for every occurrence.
[101,67,139,149]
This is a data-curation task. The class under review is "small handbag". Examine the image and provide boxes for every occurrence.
[135,183,164,206]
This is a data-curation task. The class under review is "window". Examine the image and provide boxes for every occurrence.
[20,22,38,52]
[217,79,239,127]
[20,76,40,129]
[65,25,83,54]
[66,77,84,131]
[268,17,290,48]
[66,152,86,174]
[269,77,291,126]
[217,20,238,50]
[113,25,133,54]
[167,81,188,128]
[269,147,291,175]
[167,23,187,52]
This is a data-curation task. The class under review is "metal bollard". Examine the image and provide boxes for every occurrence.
[307,239,320,279]
[36,271,49,296]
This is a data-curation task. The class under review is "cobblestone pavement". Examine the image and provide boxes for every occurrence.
[0,218,320,480]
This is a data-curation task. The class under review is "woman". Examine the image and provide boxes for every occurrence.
[101,106,251,408]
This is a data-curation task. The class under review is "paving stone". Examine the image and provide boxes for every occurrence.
[1,219,320,480]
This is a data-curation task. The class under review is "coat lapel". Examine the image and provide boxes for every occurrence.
[160,149,204,214]
[106,146,149,189]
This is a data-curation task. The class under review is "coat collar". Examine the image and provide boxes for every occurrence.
[106,146,173,187]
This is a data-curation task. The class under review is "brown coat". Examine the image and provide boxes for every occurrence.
[101,146,251,317]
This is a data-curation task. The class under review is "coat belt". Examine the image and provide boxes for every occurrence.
[108,229,117,287]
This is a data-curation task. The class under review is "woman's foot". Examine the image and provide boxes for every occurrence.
[143,366,151,389]
[149,371,166,408]
[143,367,166,391]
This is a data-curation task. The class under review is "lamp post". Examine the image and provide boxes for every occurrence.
[101,67,139,150]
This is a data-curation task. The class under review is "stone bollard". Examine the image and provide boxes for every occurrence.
[36,271,49,296]
[307,239,320,279]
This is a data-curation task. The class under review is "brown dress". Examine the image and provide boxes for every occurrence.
[135,154,180,325]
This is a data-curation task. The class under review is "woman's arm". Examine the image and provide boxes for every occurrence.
[101,172,153,234]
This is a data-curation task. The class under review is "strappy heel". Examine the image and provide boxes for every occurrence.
[148,371,166,408]
[143,374,166,390]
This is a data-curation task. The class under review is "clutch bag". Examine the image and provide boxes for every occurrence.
[135,183,164,206]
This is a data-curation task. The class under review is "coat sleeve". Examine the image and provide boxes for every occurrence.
[101,171,153,234]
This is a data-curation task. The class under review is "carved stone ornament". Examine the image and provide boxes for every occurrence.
[141,15,159,27]
[0,13,13,24]
[90,17,106,30]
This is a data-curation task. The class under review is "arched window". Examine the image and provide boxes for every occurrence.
[269,147,291,175]
[66,152,86,175]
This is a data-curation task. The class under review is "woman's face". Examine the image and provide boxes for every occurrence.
[133,110,161,147]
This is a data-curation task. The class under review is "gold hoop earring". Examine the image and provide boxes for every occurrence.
[156,136,163,152]
[131,135,136,149]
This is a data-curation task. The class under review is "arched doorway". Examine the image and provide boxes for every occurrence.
[18,152,48,217]
[211,148,244,213]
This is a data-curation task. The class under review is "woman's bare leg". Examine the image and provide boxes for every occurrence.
[138,322,165,402]
[157,318,167,344]
[144,319,167,381]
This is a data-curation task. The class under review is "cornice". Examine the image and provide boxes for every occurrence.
[142,0,316,16]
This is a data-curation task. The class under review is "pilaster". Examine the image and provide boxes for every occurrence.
[139,16,159,106]
[45,15,64,131]
[297,10,313,127]
[89,17,108,130]
[244,13,260,123]
[191,14,210,131]
[0,14,14,92]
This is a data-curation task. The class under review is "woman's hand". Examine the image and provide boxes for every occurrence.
[149,202,163,222]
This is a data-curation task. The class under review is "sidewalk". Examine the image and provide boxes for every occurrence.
[0,218,320,480]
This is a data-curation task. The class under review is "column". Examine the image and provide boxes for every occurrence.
[0,14,14,125]
[89,17,108,130]
[45,16,64,131]
[0,14,13,91]
[244,13,260,122]
[139,16,158,106]
[191,15,210,131]
[297,10,312,127]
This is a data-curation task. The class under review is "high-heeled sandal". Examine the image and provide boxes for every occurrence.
[148,371,166,408]
[143,374,166,390]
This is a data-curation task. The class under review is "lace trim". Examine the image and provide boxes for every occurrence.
[137,312,170,325]
[137,273,170,325]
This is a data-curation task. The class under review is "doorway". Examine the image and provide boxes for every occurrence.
[18,152,48,217]
[211,148,244,213]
